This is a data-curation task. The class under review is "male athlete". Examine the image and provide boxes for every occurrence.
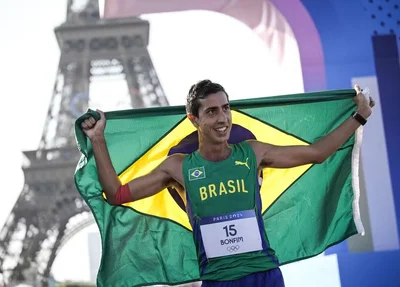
[81,80,375,287]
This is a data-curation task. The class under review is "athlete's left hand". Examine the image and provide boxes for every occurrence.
[353,84,375,119]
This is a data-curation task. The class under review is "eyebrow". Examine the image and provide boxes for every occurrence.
[203,103,230,113]
[206,104,229,110]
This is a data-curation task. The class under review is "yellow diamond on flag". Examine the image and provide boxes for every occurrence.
[117,111,312,231]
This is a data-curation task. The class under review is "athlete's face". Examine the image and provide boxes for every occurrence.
[193,91,232,144]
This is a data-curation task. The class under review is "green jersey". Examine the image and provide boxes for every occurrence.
[182,141,279,281]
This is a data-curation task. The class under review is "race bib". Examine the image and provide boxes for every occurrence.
[199,210,263,259]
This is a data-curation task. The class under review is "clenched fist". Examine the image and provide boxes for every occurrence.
[353,84,375,119]
[81,109,106,140]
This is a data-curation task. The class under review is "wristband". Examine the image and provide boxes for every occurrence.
[351,111,367,126]
[114,184,132,205]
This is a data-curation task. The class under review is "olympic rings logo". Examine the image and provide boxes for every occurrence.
[226,245,240,252]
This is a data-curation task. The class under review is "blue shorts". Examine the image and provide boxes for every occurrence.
[201,268,285,287]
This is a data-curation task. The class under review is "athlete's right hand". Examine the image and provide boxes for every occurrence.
[81,109,106,140]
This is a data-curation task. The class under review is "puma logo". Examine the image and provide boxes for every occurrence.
[235,158,250,169]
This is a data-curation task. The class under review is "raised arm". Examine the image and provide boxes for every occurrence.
[250,85,375,169]
[81,110,181,205]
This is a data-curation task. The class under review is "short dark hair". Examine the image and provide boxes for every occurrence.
[186,80,229,117]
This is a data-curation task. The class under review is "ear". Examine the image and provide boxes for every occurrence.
[187,113,199,128]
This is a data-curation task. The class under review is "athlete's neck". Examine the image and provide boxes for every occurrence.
[198,140,231,162]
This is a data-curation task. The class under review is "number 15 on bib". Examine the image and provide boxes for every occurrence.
[199,210,263,259]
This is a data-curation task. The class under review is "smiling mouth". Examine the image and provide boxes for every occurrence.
[215,127,228,133]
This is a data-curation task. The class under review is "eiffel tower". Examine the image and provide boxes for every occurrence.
[0,0,168,285]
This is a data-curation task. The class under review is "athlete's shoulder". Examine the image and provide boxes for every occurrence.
[242,140,264,160]
[165,153,185,165]
[244,139,262,149]
[234,140,259,151]
[159,154,184,174]
[162,154,185,185]
[243,140,274,165]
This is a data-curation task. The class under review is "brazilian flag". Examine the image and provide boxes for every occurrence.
[74,90,364,287]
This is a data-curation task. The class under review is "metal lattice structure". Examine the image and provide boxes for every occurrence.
[0,0,168,285]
